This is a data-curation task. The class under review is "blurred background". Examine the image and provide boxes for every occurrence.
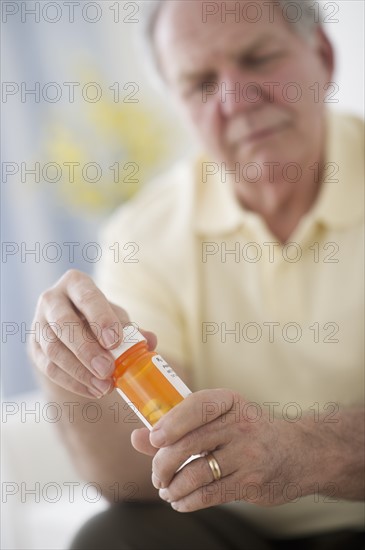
[1,1,364,548]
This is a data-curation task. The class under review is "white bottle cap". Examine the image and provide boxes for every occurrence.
[110,325,147,360]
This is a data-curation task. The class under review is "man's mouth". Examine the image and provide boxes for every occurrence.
[226,109,293,151]
[245,123,287,142]
[232,122,289,149]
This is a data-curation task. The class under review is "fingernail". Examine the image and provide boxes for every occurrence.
[102,328,119,348]
[91,356,114,378]
[159,488,170,502]
[171,502,179,511]
[88,387,103,399]
[91,377,111,395]
[150,428,166,447]
[152,472,162,489]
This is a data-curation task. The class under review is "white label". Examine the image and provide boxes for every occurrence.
[151,355,191,398]
[115,388,153,430]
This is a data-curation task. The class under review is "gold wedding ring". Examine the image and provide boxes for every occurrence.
[205,452,222,481]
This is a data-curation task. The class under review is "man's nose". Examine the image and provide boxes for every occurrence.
[219,68,264,117]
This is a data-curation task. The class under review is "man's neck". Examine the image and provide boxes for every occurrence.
[234,166,323,244]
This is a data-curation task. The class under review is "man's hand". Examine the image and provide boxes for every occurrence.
[131,389,365,512]
[28,269,157,398]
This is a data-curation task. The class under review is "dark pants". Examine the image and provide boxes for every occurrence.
[70,501,364,550]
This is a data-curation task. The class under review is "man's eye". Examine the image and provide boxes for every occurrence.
[185,77,218,97]
[245,53,282,67]
[182,82,203,98]
[253,56,273,64]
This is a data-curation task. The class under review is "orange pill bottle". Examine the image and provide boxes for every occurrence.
[112,325,191,429]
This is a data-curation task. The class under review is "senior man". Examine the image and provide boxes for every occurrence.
[30,1,364,549]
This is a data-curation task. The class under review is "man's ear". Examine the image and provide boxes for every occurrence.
[314,27,335,81]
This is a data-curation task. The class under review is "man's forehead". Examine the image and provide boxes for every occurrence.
[156,0,284,36]
[155,0,288,74]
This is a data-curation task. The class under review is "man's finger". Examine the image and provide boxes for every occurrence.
[60,270,128,350]
[131,428,158,457]
[150,388,236,447]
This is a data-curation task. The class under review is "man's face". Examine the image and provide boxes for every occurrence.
[154,0,334,212]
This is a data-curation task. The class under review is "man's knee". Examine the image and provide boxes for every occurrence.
[69,500,271,550]
[70,501,161,550]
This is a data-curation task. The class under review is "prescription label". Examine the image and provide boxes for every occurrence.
[151,355,191,399]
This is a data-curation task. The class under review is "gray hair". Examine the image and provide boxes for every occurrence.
[138,0,323,86]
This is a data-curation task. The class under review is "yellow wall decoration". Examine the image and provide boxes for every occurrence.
[46,73,182,214]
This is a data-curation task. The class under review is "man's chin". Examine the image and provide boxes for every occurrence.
[226,156,299,185]
[234,177,295,214]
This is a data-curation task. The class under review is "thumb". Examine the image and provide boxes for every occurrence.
[110,303,158,351]
[131,428,158,457]
[140,329,158,351]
